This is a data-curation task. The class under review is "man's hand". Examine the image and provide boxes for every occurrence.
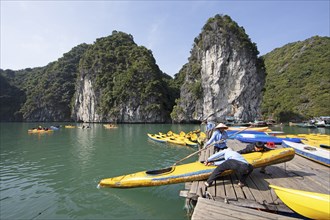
[204,161,214,166]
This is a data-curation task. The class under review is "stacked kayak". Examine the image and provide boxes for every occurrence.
[278,133,330,149]
[147,133,168,143]
[236,133,302,144]
[270,185,330,219]
[148,130,201,147]
[98,148,295,188]
[282,140,330,167]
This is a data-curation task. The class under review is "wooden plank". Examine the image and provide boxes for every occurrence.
[189,181,199,195]
[248,171,278,206]
[199,150,206,162]
[224,175,237,201]
[266,164,321,192]
[192,197,297,220]
[191,139,330,217]
[185,182,192,190]
[196,181,206,198]
[213,197,294,213]
[206,180,216,198]
[244,176,270,204]
[215,178,226,199]
[231,173,246,200]
[230,139,246,151]
[283,160,330,193]
[240,176,256,201]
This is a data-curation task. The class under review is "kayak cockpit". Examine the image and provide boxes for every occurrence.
[146,167,174,175]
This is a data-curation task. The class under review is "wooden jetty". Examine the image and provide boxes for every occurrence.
[179,139,330,219]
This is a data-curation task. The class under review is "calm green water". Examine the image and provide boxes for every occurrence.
[0,123,328,219]
[0,123,202,220]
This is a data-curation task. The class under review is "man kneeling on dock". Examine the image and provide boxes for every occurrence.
[204,148,253,188]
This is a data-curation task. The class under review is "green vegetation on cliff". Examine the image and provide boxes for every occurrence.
[261,36,330,121]
[78,31,176,119]
[0,44,89,121]
[1,26,328,123]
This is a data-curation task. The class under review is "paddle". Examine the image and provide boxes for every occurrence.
[146,125,253,176]
[172,125,252,166]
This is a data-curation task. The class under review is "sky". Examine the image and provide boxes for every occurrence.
[1,1,329,76]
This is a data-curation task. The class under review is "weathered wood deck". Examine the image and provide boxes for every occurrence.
[180,139,330,219]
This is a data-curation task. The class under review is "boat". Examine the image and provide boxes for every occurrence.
[64,125,76,128]
[226,130,268,139]
[236,135,302,145]
[148,132,198,147]
[296,122,317,128]
[50,125,60,130]
[28,128,53,133]
[277,133,330,147]
[98,148,295,188]
[269,185,330,219]
[298,134,330,149]
[78,125,91,129]
[184,139,198,147]
[147,133,167,143]
[297,134,329,147]
[227,126,271,132]
[103,124,118,129]
[282,140,330,167]
[165,136,186,146]
[249,120,268,127]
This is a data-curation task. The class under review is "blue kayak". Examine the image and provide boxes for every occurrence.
[236,134,302,144]
[227,130,267,139]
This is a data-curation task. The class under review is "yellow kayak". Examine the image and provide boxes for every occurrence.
[99,148,295,188]
[28,129,53,133]
[103,124,118,129]
[278,134,330,149]
[64,125,76,128]
[167,135,198,147]
[165,136,186,146]
[147,133,167,143]
[148,133,197,146]
[270,185,330,219]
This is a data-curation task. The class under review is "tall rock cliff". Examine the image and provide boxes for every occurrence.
[171,15,265,123]
[72,31,174,123]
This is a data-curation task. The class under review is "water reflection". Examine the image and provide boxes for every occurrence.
[73,125,97,168]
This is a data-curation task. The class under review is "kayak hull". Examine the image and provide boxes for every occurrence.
[228,126,271,132]
[282,140,330,166]
[270,185,330,219]
[28,129,53,133]
[147,133,167,143]
[237,136,301,144]
[99,148,295,188]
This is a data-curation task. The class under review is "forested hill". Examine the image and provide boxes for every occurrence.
[1,24,329,122]
[0,32,177,122]
[1,44,89,121]
[261,36,330,122]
